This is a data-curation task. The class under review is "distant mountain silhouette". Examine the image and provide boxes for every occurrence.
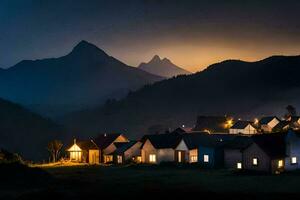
[138,55,191,77]
[0,40,163,116]
[62,55,300,139]
[0,98,64,161]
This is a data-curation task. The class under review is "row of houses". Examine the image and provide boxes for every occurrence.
[67,129,300,174]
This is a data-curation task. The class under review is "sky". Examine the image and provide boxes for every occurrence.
[1,0,300,72]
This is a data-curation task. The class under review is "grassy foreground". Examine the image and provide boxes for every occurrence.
[2,164,300,199]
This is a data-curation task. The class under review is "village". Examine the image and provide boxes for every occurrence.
[62,112,300,174]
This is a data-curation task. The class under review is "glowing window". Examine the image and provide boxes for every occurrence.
[117,155,122,164]
[204,155,209,163]
[292,157,297,164]
[278,160,283,168]
[190,155,198,163]
[237,162,242,169]
[149,154,156,163]
[253,158,258,166]
[178,151,182,163]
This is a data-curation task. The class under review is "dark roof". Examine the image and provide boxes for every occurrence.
[182,132,227,149]
[112,141,141,155]
[272,121,290,132]
[142,132,182,149]
[252,133,286,159]
[77,140,99,150]
[193,116,230,133]
[230,121,255,129]
[259,116,279,125]
[223,136,253,150]
[172,127,192,134]
[114,142,129,149]
[94,133,124,149]
[290,116,300,122]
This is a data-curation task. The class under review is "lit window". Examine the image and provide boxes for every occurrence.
[237,162,242,169]
[190,155,198,163]
[149,154,156,163]
[278,160,283,168]
[117,155,122,164]
[291,157,297,164]
[253,158,258,166]
[204,155,209,163]
[104,155,113,163]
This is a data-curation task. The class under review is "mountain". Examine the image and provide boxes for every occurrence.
[138,55,191,77]
[0,41,163,117]
[0,98,64,161]
[62,55,300,139]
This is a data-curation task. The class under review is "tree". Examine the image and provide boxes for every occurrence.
[285,105,297,119]
[47,140,63,163]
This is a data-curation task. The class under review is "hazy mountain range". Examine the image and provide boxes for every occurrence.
[62,55,300,139]
[138,55,191,78]
[0,41,163,117]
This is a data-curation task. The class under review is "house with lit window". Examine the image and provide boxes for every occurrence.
[242,133,286,173]
[110,141,142,164]
[94,133,129,163]
[285,130,300,171]
[258,116,280,133]
[193,116,233,133]
[272,121,290,132]
[141,133,182,164]
[223,136,253,169]
[67,139,100,164]
[229,121,258,135]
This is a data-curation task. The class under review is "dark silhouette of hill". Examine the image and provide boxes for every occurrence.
[138,55,191,77]
[0,40,162,117]
[62,55,300,139]
[0,98,64,161]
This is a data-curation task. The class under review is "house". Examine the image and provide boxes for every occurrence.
[141,133,182,164]
[287,116,300,130]
[94,133,129,163]
[179,132,228,168]
[229,121,258,135]
[259,116,280,133]
[67,139,100,164]
[272,121,290,132]
[223,136,253,169]
[243,133,286,173]
[193,116,232,133]
[285,130,300,171]
[110,141,142,164]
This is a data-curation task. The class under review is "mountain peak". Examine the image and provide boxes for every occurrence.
[150,55,161,62]
[69,40,109,57]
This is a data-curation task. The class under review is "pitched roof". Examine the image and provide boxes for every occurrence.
[112,141,141,155]
[230,121,255,129]
[182,132,227,149]
[223,136,253,149]
[272,121,290,132]
[142,132,182,149]
[193,116,230,133]
[252,133,286,159]
[259,116,279,125]
[66,139,99,151]
[94,133,124,149]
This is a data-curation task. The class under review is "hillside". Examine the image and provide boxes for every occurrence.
[0,98,64,161]
[138,55,191,77]
[62,55,300,139]
[0,41,162,117]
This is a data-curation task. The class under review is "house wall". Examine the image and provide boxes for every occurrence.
[175,140,189,162]
[285,131,300,171]
[88,150,100,164]
[198,146,219,168]
[189,149,198,163]
[102,135,129,162]
[261,118,280,132]
[229,125,257,135]
[141,140,175,164]
[141,140,157,163]
[224,149,242,169]
[243,143,271,172]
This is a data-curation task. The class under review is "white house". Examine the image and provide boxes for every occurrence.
[229,121,258,135]
[67,139,100,164]
[259,116,280,133]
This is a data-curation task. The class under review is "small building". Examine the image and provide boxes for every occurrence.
[193,116,233,133]
[141,133,182,164]
[243,133,286,173]
[272,121,290,132]
[223,136,253,169]
[94,133,129,163]
[111,141,142,164]
[285,130,300,171]
[259,116,280,133]
[67,139,100,164]
[229,121,258,135]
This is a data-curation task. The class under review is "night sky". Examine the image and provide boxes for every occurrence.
[1,0,300,72]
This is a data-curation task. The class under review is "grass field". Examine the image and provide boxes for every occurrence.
[3,164,300,199]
